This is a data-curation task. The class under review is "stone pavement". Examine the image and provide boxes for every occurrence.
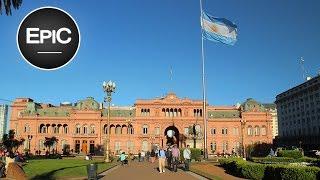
[100,161,206,180]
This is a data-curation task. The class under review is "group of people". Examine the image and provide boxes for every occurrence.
[158,144,191,173]
[118,144,191,173]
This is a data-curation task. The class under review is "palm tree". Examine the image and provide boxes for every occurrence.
[43,136,58,154]
[0,0,23,15]
[1,129,25,156]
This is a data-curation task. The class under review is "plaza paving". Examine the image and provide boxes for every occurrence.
[100,161,205,180]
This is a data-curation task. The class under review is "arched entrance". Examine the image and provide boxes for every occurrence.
[164,126,179,147]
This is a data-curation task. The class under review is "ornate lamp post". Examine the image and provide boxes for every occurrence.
[28,135,33,154]
[103,80,116,163]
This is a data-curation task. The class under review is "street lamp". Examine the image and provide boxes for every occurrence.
[103,80,116,163]
[28,135,33,154]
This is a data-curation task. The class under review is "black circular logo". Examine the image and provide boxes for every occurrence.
[17,7,80,70]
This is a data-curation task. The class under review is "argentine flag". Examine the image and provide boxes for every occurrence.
[201,12,238,45]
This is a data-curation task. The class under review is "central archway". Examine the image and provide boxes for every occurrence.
[164,126,179,147]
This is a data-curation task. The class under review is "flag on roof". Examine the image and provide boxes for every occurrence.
[201,12,238,45]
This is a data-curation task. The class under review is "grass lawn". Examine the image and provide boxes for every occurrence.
[23,159,116,180]
[190,162,227,180]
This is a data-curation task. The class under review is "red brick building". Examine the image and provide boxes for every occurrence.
[9,93,272,156]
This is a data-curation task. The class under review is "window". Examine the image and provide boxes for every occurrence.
[233,127,239,135]
[24,124,30,133]
[75,124,81,134]
[115,141,121,152]
[53,126,59,134]
[115,125,122,135]
[184,127,189,135]
[83,125,88,134]
[142,140,148,151]
[247,126,253,136]
[39,124,46,133]
[39,140,45,150]
[90,125,95,134]
[127,141,134,151]
[222,141,228,152]
[63,125,68,134]
[128,125,134,134]
[261,126,267,136]
[222,128,228,135]
[210,142,216,152]
[211,128,216,135]
[254,126,260,136]
[155,127,160,135]
[143,125,148,134]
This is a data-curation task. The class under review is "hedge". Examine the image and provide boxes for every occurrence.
[180,148,202,161]
[277,150,303,159]
[252,157,320,164]
[219,158,320,180]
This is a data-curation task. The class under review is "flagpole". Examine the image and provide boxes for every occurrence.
[199,0,208,159]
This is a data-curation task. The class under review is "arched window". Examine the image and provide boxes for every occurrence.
[104,124,108,134]
[115,125,122,135]
[254,126,260,136]
[142,125,148,134]
[178,109,182,117]
[75,124,81,134]
[170,108,173,117]
[63,124,68,134]
[142,140,148,151]
[24,124,30,133]
[83,125,88,134]
[127,141,134,151]
[90,124,95,134]
[247,126,253,136]
[128,125,134,134]
[261,126,267,136]
[211,128,216,135]
[39,124,46,133]
[173,109,177,117]
[115,141,121,152]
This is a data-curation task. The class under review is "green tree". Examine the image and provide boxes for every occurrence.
[0,0,23,15]
[1,129,25,156]
[43,137,58,154]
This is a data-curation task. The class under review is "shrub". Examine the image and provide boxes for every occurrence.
[252,156,320,164]
[180,148,202,161]
[264,165,320,180]
[278,150,303,159]
[219,157,320,180]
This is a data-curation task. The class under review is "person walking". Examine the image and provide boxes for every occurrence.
[158,147,166,173]
[120,152,128,165]
[166,145,173,170]
[171,144,180,172]
[183,145,191,171]
[150,149,156,163]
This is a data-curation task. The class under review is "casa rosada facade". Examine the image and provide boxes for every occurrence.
[10,93,273,156]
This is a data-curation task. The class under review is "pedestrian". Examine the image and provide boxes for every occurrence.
[158,147,166,173]
[183,145,191,171]
[150,149,156,163]
[171,144,180,172]
[146,151,150,162]
[166,145,172,170]
[138,151,141,162]
[120,152,128,165]
[141,151,145,162]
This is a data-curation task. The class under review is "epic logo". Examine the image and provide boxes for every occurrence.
[17,7,80,70]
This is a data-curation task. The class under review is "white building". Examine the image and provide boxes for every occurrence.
[275,75,320,149]
[0,104,9,140]
[264,103,278,138]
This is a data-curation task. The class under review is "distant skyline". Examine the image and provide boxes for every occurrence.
[1,0,320,106]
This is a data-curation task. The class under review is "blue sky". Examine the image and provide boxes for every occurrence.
[0,0,320,106]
